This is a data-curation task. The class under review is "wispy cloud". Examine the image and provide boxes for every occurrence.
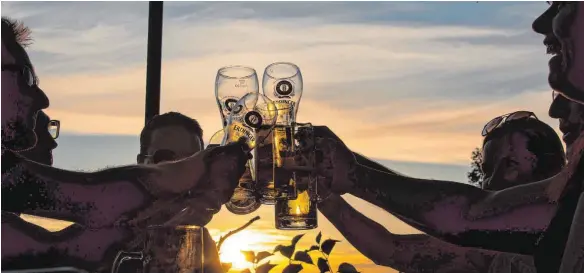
[3,1,556,165]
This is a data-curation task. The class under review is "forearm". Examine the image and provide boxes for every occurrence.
[348,164,554,253]
[1,214,131,271]
[1,153,155,228]
[320,195,500,273]
[353,152,400,175]
[319,195,399,266]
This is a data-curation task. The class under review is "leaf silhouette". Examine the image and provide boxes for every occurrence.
[317,257,330,273]
[282,263,303,273]
[308,245,320,252]
[321,239,340,255]
[293,251,313,264]
[338,263,360,273]
[241,250,255,263]
[273,244,283,253]
[291,233,305,247]
[256,262,277,273]
[240,269,252,273]
[274,244,295,259]
[316,232,322,244]
[221,262,232,272]
[255,251,273,263]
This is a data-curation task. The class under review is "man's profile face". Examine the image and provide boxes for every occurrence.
[533,2,584,104]
[481,132,537,190]
[141,126,203,165]
[19,111,58,165]
[1,38,49,151]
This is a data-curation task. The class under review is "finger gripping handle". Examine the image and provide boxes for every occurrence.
[111,251,144,273]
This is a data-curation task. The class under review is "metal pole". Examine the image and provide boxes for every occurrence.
[145,1,164,126]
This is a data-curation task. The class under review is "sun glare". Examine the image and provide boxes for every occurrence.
[218,230,273,270]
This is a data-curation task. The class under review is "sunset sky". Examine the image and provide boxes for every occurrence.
[2,1,557,272]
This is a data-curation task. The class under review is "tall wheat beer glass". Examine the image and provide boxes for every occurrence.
[260,62,318,230]
[214,66,261,215]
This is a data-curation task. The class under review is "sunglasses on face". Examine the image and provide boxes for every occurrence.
[139,149,178,164]
[1,64,38,87]
[482,111,538,137]
[48,120,60,139]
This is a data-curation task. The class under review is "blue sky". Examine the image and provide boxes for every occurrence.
[3,2,556,272]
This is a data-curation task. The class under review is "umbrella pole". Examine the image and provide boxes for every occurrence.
[145,1,164,126]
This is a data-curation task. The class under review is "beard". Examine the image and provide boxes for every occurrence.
[1,119,38,152]
[549,74,584,105]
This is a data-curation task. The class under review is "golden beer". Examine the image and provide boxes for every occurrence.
[255,124,296,204]
[275,175,318,230]
[223,119,261,214]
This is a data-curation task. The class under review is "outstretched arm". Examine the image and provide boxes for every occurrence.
[303,127,557,254]
[1,151,154,228]
[319,195,536,273]
[347,161,556,254]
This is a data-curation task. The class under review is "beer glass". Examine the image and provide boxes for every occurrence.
[256,63,303,204]
[274,123,318,230]
[254,118,297,204]
[215,66,259,127]
[209,127,260,215]
[209,93,280,214]
[257,62,303,205]
[212,92,279,151]
[261,62,303,125]
[111,225,204,273]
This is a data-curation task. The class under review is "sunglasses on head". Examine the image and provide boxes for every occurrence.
[140,149,177,164]
[481,111,538,137]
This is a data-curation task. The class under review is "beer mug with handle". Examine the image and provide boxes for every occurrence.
[274,122,319,230]
[111,225,204,273]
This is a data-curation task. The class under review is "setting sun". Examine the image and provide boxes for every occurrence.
[217,230,272,270]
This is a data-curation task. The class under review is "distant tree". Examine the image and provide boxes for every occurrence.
[467,147,484,187]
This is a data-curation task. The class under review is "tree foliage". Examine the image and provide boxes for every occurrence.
[236,231,360,273]
[467,147,484,187]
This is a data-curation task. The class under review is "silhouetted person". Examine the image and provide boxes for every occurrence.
[115,112,223,273]
[294,3,584,272]
[1,17,249,271]
[319,115,565,273]
[137,112,204,165]
[18,111,58,165]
